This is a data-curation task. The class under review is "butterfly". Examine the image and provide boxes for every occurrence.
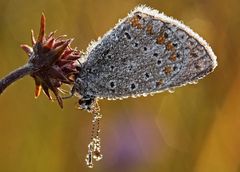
[3,5,217,168]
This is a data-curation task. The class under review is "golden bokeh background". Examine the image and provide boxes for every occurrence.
[0,0,239,171]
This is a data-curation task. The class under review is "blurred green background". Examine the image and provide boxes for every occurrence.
[0,0,239,171]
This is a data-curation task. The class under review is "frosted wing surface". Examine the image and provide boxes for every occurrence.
[77,6,217,99]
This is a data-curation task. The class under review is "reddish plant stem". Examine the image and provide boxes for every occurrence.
[0,63,34,94]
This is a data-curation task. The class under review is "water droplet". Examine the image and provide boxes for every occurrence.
[168,88,175,93]
[85,152,93,168]
[142,93,148,97]
[93,151,103,161]
[150,92,155,96]
[191,81,198,85]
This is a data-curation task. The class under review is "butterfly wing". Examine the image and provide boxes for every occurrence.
[78,6,217,99]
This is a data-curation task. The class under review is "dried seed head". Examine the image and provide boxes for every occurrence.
[21,13,81,108]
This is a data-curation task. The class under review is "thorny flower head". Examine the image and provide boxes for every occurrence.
[21,13,80,108]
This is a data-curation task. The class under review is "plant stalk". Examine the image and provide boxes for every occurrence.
[0,63,34,94]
